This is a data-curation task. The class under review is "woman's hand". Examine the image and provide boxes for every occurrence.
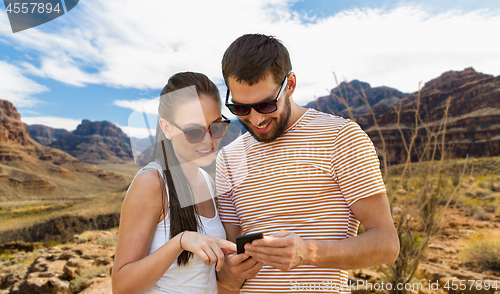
[180,232,236,271]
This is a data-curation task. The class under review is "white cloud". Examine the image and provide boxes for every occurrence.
[0,7,11,33]
[2,1,500,108]
[0,61,48,107]
[21,116,81,131]
[115,97,160,138]
[118,125,155,139]
[114,98,158,114]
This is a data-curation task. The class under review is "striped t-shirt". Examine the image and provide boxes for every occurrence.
[216,108,386,293]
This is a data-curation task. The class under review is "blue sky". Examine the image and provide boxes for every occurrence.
[1,0,499,138]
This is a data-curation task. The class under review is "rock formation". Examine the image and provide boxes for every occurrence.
[0,99,124,201]
[305,80,408,119]
[0,100,35,147]
[364,68,500,163]
[25,124,71,146]
[49,120,134,164]
[304,68,500,163]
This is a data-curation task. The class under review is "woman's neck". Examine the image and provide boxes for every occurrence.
[179,162,200,182]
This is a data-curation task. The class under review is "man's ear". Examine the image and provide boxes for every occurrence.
[286,72,297,96]
[159,118,173,140]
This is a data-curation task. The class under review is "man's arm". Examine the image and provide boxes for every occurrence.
[244,192,399,271]
[217,223,264,291]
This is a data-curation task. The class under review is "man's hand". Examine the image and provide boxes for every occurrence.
[217,223,264,291]
[244,230,314,271]
[217,252,263,290]
[225,252,263,279]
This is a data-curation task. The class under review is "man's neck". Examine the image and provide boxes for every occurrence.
[286,102,307,129]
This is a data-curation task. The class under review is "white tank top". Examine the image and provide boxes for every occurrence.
[142,162,226,294]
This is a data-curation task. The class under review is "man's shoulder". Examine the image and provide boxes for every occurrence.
[305,108,348,122]
[218,132,250,158]
[298,108,352,134]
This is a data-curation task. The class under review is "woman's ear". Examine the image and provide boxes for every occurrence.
[159,118,173,140]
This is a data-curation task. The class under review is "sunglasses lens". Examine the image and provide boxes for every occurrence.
[185,128,205,143]
[231,104,251,116]
[210,122,228,138]
[254,101,277,114]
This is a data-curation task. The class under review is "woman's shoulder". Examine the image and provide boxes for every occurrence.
[134,168,163,187]
[125,168,166,206]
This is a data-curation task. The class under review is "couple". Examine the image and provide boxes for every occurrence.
[112,34,399,294]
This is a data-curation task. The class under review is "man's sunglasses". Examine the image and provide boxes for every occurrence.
[169,115,230,144]
[225,75,288,116]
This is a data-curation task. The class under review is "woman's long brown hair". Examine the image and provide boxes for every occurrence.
[154,72,220,265]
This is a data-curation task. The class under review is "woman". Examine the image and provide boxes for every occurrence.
[112,72,236,294]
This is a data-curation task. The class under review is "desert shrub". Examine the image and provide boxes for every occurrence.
[77,231,95,243]
[474,189,490,198]
[472,209,490,221]
[484,202,498,213]
[460,197,481,216]
[46,239,60,248]
[400,232,422,251]
[0,252,14,261]
[490,178,500,192]
[95,236,116,247]
[464,191,475,197]
[461,241,500,271]
[69,265,107,293]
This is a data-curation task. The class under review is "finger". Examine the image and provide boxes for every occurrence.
[246,244,292,256]
[239,256,262,274]
[247,237,289,249]
[226,252,250,265]
[203,244,218,267]
[218,239,237,253]
[227,256,262,280]
[192,248,211,266]
[221,248,234,255]
[211,246,225,272]
[269,229,289,238]
[241,260,264,278]
[249,250,288,265]
[258,260,290,271]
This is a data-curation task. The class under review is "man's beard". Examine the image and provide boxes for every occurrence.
[244,93,291,143]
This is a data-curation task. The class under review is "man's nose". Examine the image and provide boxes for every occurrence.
[247,108,267,127]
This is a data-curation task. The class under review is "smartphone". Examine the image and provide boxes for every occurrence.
[236,233,263,254]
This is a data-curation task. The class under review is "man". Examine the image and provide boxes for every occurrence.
[216,34,399,293]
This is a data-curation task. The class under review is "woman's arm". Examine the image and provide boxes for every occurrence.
[112,169,236,294]
[112,169,181,294]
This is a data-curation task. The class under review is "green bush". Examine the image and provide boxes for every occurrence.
[0,252,14,261]
[46,239,60,248]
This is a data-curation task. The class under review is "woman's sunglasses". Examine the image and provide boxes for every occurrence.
[169,115,230,144]
[225,75,288,116]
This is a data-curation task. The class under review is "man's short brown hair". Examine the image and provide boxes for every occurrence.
[222,34,292,86]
